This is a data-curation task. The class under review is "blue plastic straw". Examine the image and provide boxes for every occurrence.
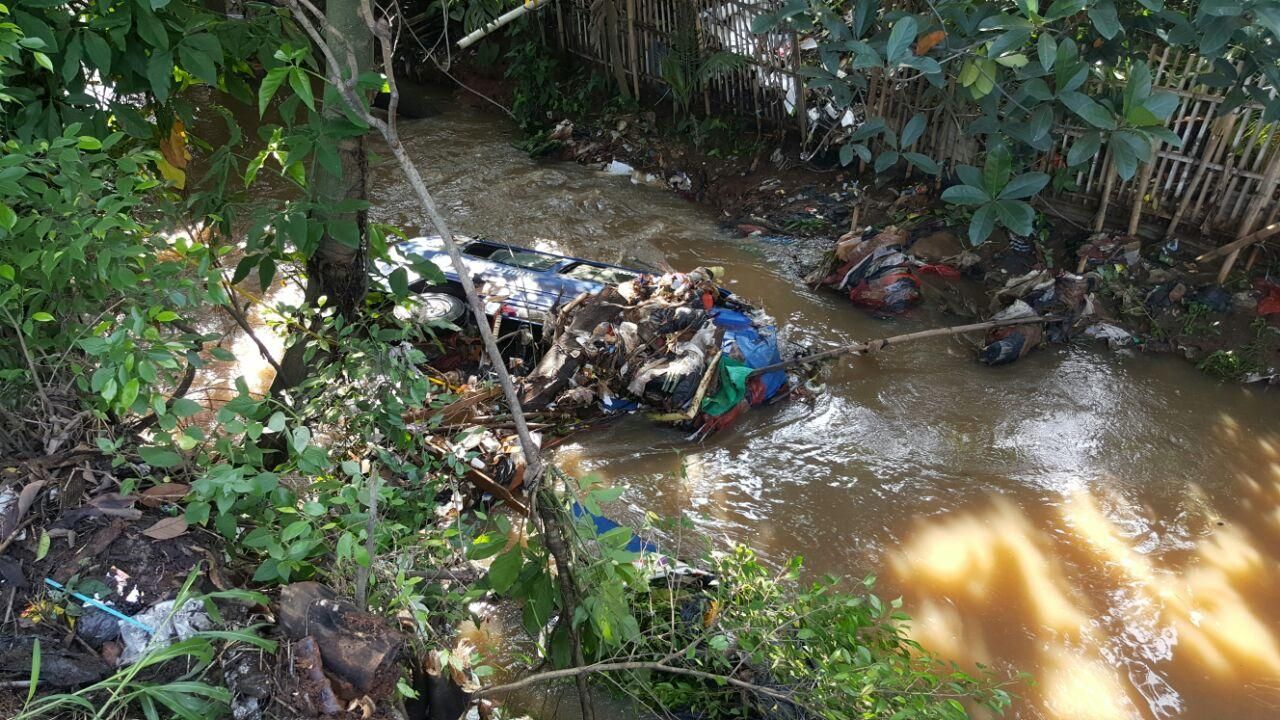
[44,578,155,634]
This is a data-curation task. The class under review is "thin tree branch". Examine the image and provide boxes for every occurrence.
[473,660,804,705]
[2,307,54,425]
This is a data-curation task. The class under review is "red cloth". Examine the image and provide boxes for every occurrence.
[918,263,961,278]
[1256,280,1280,316]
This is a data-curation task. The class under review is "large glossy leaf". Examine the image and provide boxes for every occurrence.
[1088,0,1121,39]
[955,165,983,189]
[969,204,998,245]
[983,145,1012,195]
[886,16,918,64]
[1066,131,1103,166]
[999,172,1050,200]
[940,184,990,205]
[901,113,927,148]
[146,50,174,105]
[1037,33,1057,72]
[1059,90,1117,130]
[257,66,289,117]
[994,200,1036,235]
[1044,0,1086,20]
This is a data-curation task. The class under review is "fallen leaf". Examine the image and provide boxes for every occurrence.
[915,30,946,55]
[88,493,137,511]
[142,516,188,540]
[159,120,189,170]
[139,483,190,508]
[0,480,47,539]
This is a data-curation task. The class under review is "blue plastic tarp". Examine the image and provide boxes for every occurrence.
[710,310,787,401]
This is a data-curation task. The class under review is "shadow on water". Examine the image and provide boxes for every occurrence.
[200,91,1280,719]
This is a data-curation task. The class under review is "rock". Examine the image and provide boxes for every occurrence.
[278,582,403,697]
[909,230,963,262]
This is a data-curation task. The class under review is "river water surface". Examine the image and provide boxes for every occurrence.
[224,94,1280,719]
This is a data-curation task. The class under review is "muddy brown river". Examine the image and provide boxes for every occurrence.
[212,93,1280,719]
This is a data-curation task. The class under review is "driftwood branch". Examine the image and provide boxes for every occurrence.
[748,315,1055,378]
[1195,221,1280,263]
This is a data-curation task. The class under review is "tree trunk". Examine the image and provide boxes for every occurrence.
[272,0,372,393]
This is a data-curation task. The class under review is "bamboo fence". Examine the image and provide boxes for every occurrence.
[553,0,1280,248]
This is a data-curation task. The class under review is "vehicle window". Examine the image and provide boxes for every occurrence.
[561,263,636,285]
[492,250,562,271]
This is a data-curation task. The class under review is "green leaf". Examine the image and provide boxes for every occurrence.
[886,16,918,64]
[258,256,276,292]
[1111,139,1139,180]
[0,264,13,281]
[1000,172,1050,200]
[874,150,899,173]
[147,50,174,105]
[1066,131,1103,166]
[26,639,39,704]
[31,311,54,322]
[0,204,14,231]
[900,113,926,148]
[969,204,998,245]
[288,67,315,110]
[61,33,83,83]
[838,143,855,166]
[172,398,203,418]
[940,185,990,205]
[1045,0,1086,20]
[995,53,1029,68]
[902,152,940,175]
[329,219,360,248]
[994,200,1036,235]
[390,267,409,297]
[178,38,219,86]
[77,135,102,150]
[1138,92,1178,124]
[139,445,182,468]
[32,51,53,72]
[1029,105,1054,141]
[1088,1,1121,39]
[1059,90,1116,130]
[258,67,290,117]
[119,378,140,409]
[1037,34,1057,72]
[983,145,1012,195]
[291,425,311,454]
[82,31,111,76]
[487,547,523,593]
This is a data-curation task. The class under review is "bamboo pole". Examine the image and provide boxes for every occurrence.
[626,0,639,99]
[1091,152,1118,235]
[1164,113,1235,240]
[457,0,550,49]
[1197,221,1280,263]
[747,315,1054,378]
[1217,147,1280,282]
[1127,160,1155,236]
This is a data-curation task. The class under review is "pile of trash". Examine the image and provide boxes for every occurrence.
[817,224,965,314]
[518,267,790,438]
[980,270,1098,365]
